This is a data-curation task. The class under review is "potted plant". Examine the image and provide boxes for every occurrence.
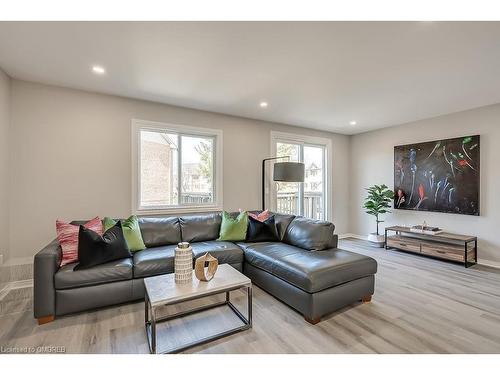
[363,184,393,247]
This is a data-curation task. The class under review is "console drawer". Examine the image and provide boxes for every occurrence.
[420,243,464,262]
[387,236,421,253]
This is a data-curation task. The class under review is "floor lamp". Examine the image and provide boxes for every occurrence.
[261,157,305,211]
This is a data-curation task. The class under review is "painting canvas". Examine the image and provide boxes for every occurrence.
[394,135,480,215]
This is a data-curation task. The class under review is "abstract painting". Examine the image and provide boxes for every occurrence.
[394,135,480,215]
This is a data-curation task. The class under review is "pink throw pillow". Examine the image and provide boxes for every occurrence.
[56,216,103,266]
[248,210,272,222]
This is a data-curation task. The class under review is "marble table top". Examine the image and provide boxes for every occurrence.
[143,264,251,307]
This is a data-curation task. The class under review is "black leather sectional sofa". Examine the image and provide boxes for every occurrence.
[34,212,377,325]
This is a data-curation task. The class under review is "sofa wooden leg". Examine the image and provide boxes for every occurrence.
[37,315,55,325]
[361,295,372,303]
[304,316,321,325]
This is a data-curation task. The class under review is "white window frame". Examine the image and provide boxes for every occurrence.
[132,119,223,215]
[270,131,332,221]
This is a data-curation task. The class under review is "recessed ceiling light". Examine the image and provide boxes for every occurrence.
[92,65,106,74]
[259,101,268,108]
[349,121,357,126]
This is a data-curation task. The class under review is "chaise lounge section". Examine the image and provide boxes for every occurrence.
[34,212,377,325]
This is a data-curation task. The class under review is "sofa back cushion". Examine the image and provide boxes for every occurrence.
[273,213,296,240]
[138,217,181,247]
[180,213,222,243]
[283,217,336,251]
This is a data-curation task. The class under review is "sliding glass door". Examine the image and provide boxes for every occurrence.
[275,142,301,216]
[273,138,327,220]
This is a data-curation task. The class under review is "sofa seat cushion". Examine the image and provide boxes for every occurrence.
[55,258,133,290]
[133,245,176,278]
[191,241,244,265]
[238,242,377,293]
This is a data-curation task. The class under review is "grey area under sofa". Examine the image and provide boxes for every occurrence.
[34,212,377,325]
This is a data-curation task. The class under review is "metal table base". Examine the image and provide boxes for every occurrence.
[145,285,252,354]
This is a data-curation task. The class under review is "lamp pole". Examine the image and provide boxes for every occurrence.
[261,156,290,211]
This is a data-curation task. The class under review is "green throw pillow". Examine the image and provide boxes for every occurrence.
[103,215,146,252]
[217,211,249,241]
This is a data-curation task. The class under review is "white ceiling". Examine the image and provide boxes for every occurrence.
[1,21,500,135]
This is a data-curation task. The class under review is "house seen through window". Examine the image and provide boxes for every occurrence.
[133,120,222,213]
[274,139,328,220]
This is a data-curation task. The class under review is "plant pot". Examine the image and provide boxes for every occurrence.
[367,233,385,247]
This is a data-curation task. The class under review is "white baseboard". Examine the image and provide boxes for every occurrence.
[338,233,368,240]
[477,259,500,269]
[0,279,33,300]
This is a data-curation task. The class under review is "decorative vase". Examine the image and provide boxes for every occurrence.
[174,242,193,284]
[367,233,385,247]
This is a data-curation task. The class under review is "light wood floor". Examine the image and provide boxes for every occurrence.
[2,238,500,354]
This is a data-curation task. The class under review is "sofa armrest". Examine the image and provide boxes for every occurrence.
[33,239,61,319]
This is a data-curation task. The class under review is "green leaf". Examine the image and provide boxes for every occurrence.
[363,184,393,219]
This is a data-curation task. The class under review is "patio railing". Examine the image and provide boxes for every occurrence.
[277,192,324,220]
[144,192,323,220]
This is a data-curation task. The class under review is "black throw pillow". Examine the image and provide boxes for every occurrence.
[246,215,280,242]
[75,221,131,270]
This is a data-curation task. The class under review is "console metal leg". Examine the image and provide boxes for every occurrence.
[465,239,478,268]
[475,239,478,265]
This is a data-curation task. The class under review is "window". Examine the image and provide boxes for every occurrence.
[270,132,331,220]
[132,119,223,214]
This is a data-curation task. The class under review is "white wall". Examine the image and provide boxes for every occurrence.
[9,80,350,259]
[6,78,500,268]
[350,104,500,267]
[0,69,10,263]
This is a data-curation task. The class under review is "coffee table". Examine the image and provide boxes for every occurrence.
[143,264,252,354]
